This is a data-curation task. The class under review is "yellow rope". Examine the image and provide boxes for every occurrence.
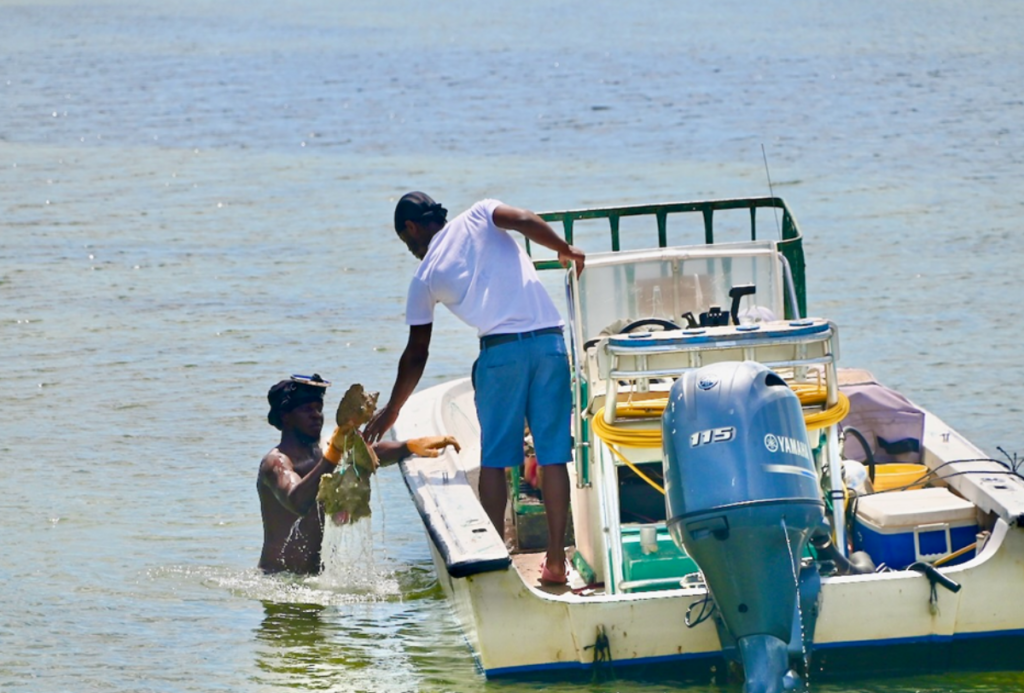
[601,441,666,494]
[791,383,851,431]
[590,401,667,495]
[591,400,666,448]
[591,383,850,497]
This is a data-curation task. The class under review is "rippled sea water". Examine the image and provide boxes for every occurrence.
[3,1,1024,691]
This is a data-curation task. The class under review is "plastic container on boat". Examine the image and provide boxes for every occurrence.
[871,463,929,491]
[853,487,978,569]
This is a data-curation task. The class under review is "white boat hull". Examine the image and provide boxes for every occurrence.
[395,378,1024,678]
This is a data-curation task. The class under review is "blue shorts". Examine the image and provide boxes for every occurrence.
[472,332,572,468]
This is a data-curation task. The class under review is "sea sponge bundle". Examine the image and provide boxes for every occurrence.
[316,384,380,525]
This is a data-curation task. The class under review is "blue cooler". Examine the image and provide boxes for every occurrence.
[853,487,978,569]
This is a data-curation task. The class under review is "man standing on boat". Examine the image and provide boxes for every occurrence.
[258,374,458,574]
[363,193,585,585]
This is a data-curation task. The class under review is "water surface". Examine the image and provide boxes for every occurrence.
[3,1,1024,691]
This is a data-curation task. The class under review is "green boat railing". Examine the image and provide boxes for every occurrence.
[530,196,807,318]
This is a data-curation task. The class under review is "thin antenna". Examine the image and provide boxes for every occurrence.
[761,144,781,237]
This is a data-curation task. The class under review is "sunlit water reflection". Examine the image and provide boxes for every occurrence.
[5,0,1024,691]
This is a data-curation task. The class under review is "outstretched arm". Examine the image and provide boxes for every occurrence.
[363,322,433,443]
[258,450,332,516]
[492,204,585,277]
[373,435,461,466]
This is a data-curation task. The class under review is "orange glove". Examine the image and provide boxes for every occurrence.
[323,427,347,465]
[406,435,461,458]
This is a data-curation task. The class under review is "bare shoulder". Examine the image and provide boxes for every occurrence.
[258,447,294,481]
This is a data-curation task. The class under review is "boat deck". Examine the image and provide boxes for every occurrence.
[509,549,579,596]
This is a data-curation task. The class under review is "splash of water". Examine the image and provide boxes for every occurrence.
[315,516,399,597]
[780,518,811,691]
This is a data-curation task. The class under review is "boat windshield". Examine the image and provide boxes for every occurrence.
[573,240,787,351]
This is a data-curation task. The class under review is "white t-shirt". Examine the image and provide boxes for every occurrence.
[405,199,564,337]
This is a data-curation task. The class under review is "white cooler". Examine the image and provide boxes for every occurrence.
[853,487,979,569]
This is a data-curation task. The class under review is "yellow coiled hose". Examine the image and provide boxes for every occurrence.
[791,383,851,431]
[592,384,850,495]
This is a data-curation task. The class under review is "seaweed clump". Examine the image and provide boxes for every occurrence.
[316,384,380,524]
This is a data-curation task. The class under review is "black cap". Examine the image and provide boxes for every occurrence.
[394,191,448,233]
[267,374,329,430]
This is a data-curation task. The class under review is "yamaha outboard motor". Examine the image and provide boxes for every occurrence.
[663,361,824,693]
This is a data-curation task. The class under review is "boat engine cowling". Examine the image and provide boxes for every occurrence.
[662,361,824,693]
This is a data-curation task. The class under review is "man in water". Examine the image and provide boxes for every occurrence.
[258,374,458,574]
[363,193,584,585]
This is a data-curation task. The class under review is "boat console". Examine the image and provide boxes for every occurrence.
[558,232,854,691]
[565,240,846,596]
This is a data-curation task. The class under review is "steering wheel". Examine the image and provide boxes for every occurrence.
[618,318,682,334]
